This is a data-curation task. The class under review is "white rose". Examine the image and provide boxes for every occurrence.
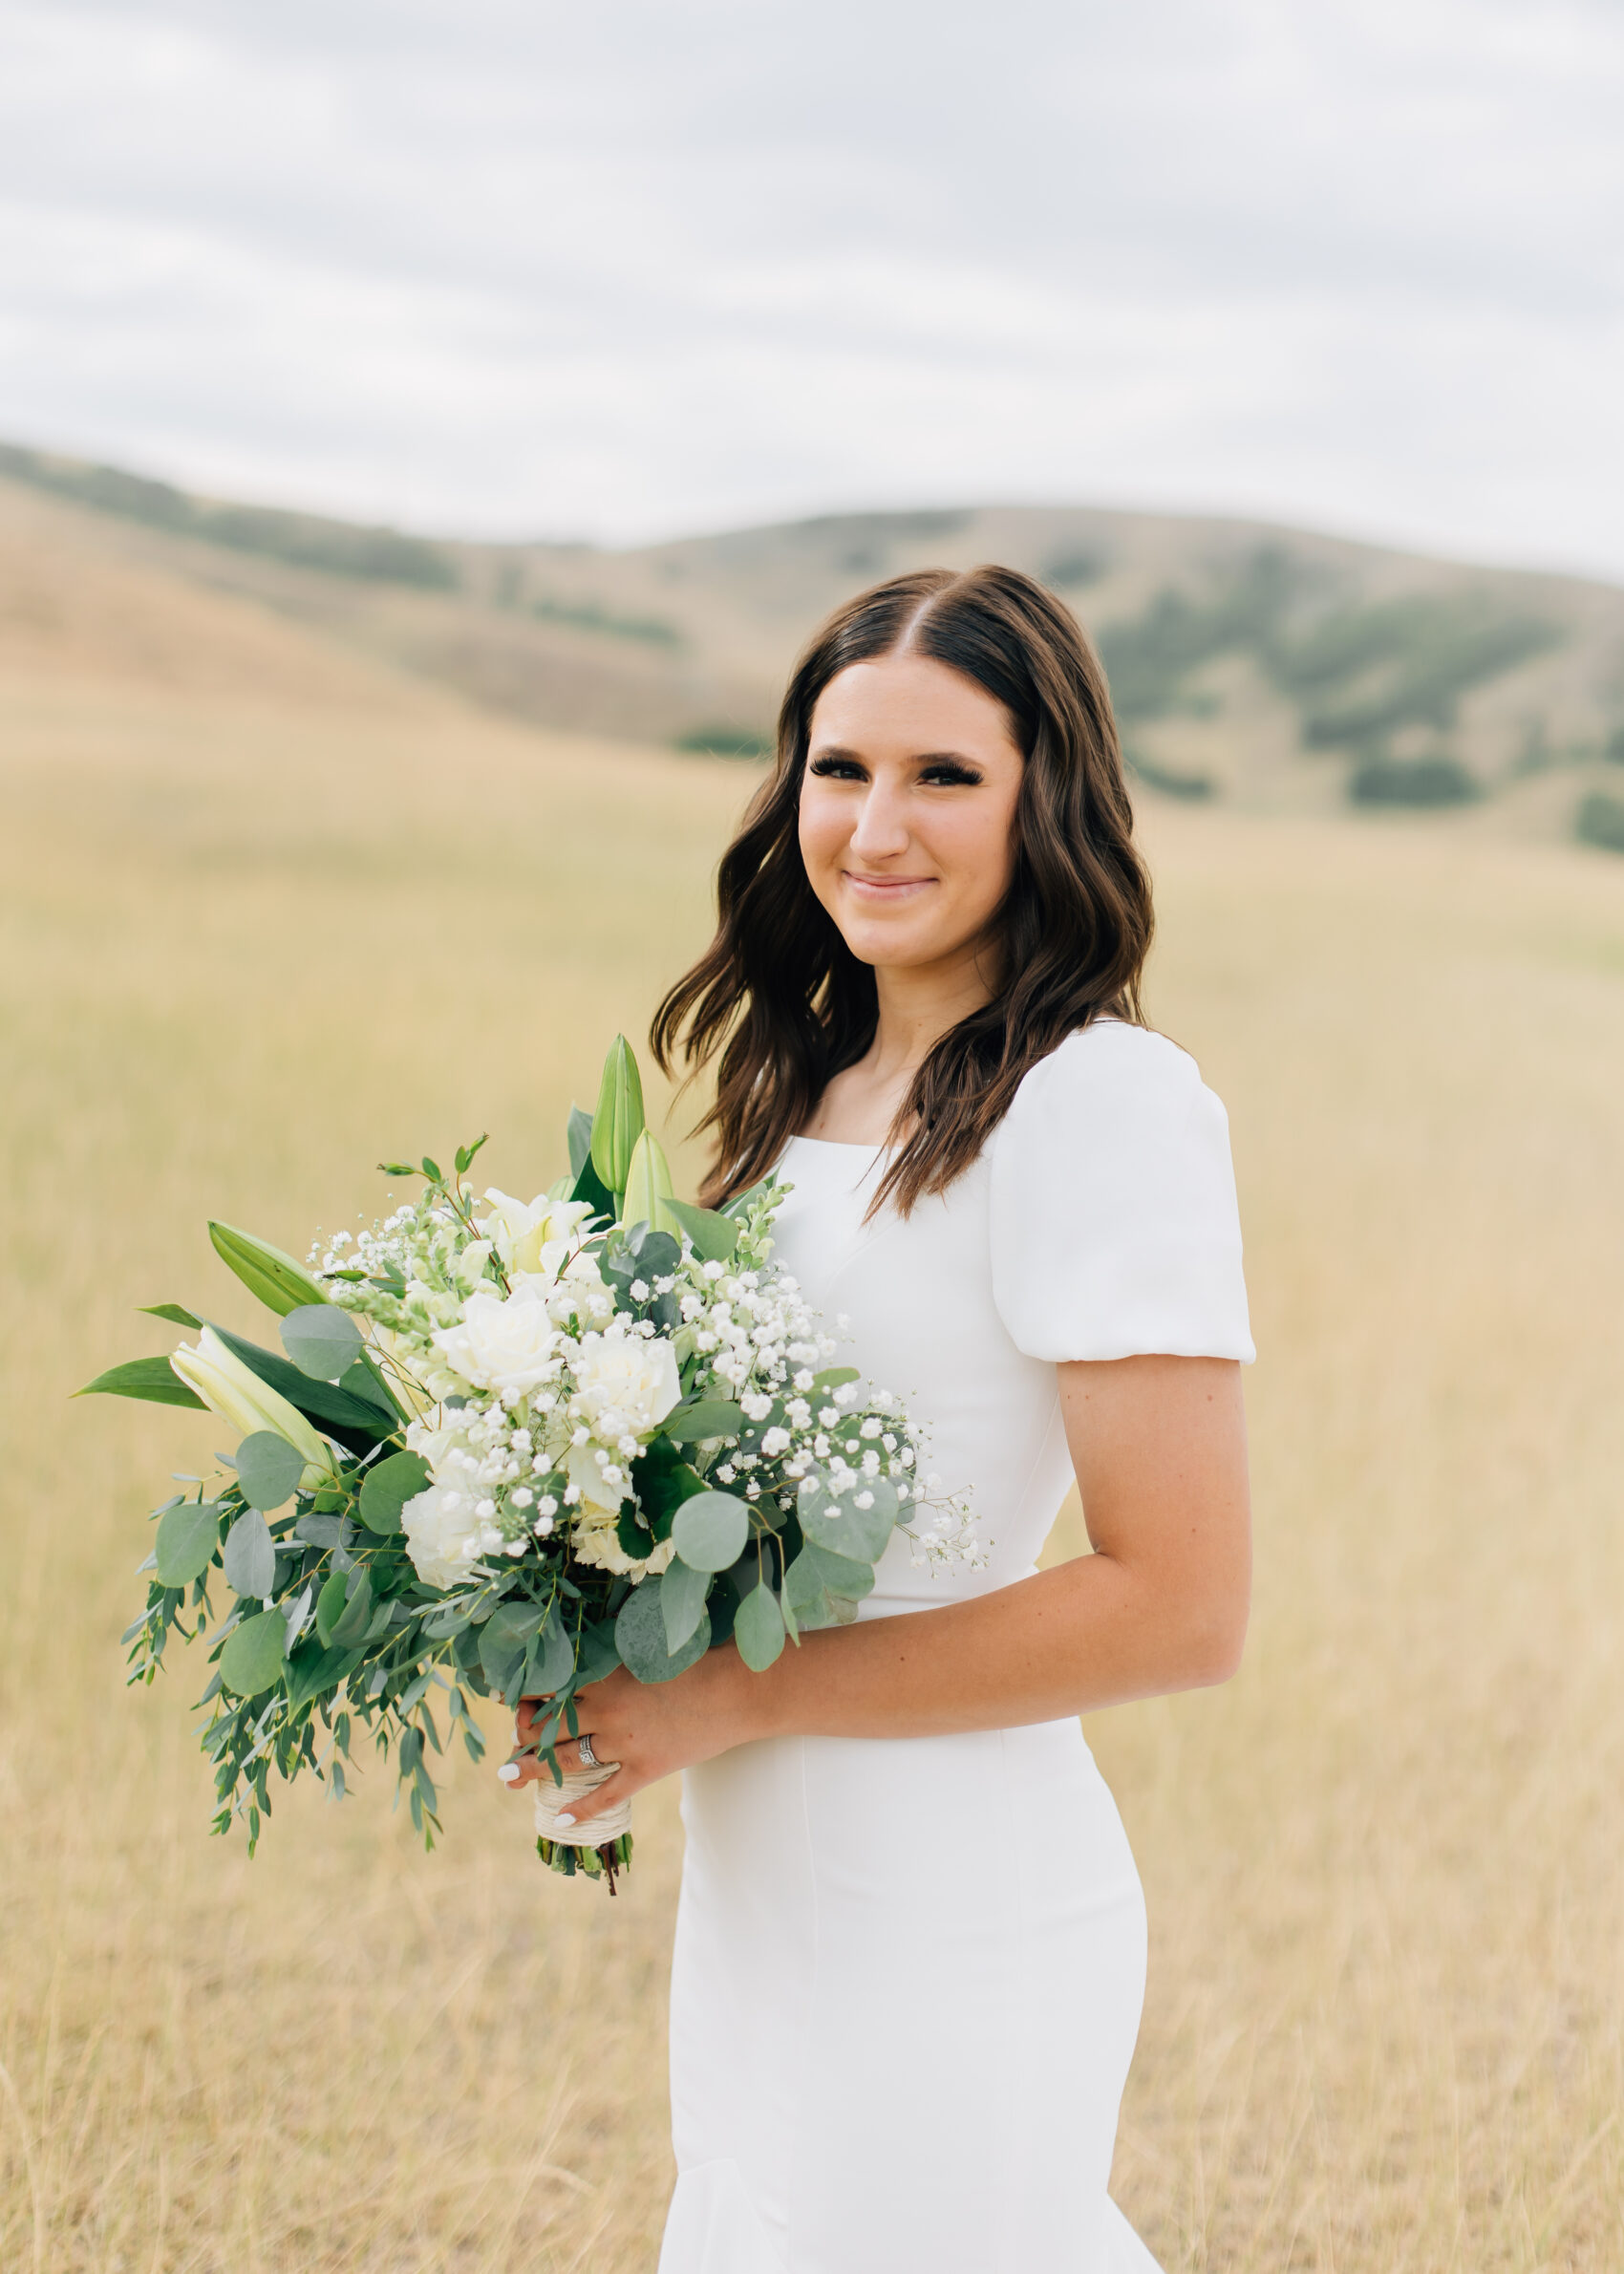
[400,1483,484,1591]
[571,1331,681,1440]
[480,1189,598,1276]
[432,1283,560,1395]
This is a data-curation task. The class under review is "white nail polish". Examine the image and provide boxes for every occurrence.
[554,1812,576,1828]
[497,1763,521,1784]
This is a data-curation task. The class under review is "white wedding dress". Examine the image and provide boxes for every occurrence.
[657,1021,1254,2273]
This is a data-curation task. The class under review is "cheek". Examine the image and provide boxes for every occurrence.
[797,788,848,881]
[934,798,1018,908]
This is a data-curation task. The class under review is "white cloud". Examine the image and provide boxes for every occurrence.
[0,0,1618,574]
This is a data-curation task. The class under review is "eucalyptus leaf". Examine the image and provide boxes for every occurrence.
[285,1638,364,1710]
[314,1568,351,1647]
[236,1430,305,1512]
[671,1491,751,1572]
[574,1619,623,1685]
[663,1400,746,1446]
[222,1508,275,1598]
[532,1606,576,1694]
[797,1471,897,1564]
[663,1198,739,1263]
[734,1581,786,1671]
[282,1304,363,1384]
[154,1500,221,1587]
[329,1569,374,1648]
[615,1578,710,1683]
[358,1449,431,1534]
[219,1608,288,1698]
[661,1556,712,1654]
[795,1538,877,1601]
[809,1366,861,1392]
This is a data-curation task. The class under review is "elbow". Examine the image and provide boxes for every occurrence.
[1176,1598,1250,1690]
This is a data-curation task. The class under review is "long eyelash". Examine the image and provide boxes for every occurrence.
[808,756,865,779]
[922,764,983,786]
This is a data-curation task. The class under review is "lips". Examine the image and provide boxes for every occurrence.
[842,872,935,899]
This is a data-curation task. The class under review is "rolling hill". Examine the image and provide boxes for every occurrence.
[3,439,1622,848]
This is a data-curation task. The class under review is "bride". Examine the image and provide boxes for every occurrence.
[511,564,1253,2271]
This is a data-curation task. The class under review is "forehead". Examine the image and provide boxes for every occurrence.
[809,654,1019,758]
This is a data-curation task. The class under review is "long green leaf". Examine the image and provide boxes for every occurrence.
[75,1356,205,1409]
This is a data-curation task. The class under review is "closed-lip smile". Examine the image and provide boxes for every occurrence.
[843,871,935,897]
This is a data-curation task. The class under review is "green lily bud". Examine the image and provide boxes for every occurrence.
[170,1328,331,1489]
[589,1034,646,1196]
[619,1127,679,1236]
[208,1220,329,1317]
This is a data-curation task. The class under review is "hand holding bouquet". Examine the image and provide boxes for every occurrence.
[84,1040,974,1888]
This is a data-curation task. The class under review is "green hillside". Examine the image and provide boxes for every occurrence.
[3,442,1621,847]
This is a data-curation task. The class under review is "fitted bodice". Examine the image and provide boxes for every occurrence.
[772,1139,1069,1616]
[767,1020,1255,1620]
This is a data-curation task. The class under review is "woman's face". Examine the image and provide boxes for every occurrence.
[799,653,1024,978]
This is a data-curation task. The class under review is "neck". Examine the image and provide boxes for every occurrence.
[867,940,997,1086]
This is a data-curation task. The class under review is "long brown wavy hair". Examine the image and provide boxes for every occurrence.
[651,564,1154,1214]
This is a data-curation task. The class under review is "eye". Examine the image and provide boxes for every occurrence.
[808,754,867,783]
[919,760,984,788]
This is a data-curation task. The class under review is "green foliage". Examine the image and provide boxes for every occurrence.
[1125,749,1216,803]
[1042,549,1107,590]
[530,594,682,646]
[797,1471,897,1563]
[734,1581,786,1671]
[208,1221,329,1317]
[357,1448,431,1534]
[663,1197,739,1261]
[1347,756,1483,808]
[660,1556,711,1653]
[1575,791,1624,853]
[208,1324,396,1453]
[219,1610,289,1699]
[663,1399,747,1445]
[589,1035,645,1194]
[615,1578,711,1682]
[281,1303,363,1383]
[0,442,459,589]
[673,724,771,760]
[76,1354,205,1408]
[154,1499,222,1587]
[1291,601,1557,750]
[222,1509,276,1598]
[670,1491,751,1572]
[1605,723,1624,765]
[1094,551,1563,793]
[235,1431,305,1511]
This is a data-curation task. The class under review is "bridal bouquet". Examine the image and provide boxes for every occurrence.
[83,1039,972,1889]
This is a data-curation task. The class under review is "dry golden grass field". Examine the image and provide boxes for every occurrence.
[1,617,1622,2271]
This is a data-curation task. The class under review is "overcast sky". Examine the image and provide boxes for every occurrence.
[1,0,1620,574]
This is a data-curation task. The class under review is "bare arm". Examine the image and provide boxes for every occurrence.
[511,1353,1250,1823]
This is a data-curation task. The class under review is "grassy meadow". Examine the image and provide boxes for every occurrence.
[1,659,1622,2273]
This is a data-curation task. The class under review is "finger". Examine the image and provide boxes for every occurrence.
[555,1769,640,1831]
[496,1748,544,1791]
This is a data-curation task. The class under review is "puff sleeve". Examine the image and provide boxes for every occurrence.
[989,1022,1255,1363]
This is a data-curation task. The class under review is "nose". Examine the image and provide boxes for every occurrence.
[848,779,911,862]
